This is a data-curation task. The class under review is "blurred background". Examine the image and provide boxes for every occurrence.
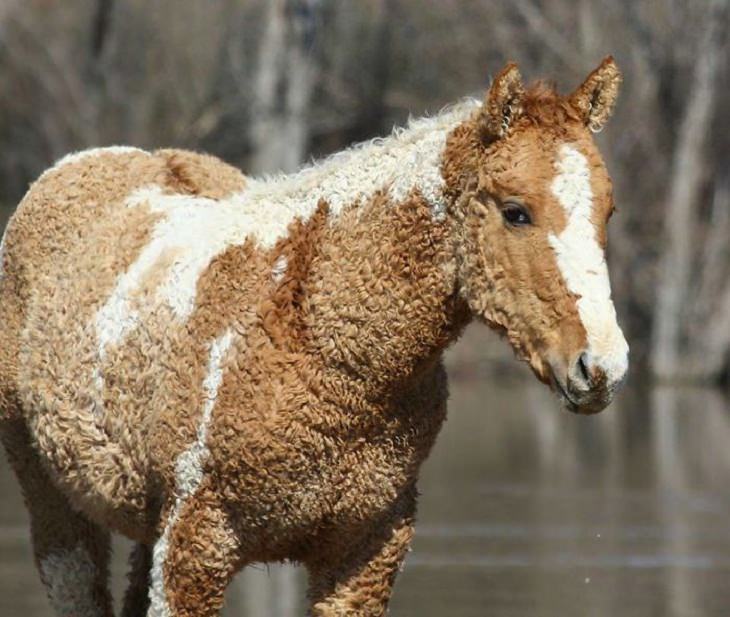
[0,1,728,615]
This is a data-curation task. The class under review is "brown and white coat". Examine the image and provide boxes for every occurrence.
[0,59,628,616]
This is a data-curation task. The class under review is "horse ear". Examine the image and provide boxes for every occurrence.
[479,62,525,141]
[570,56,622,133]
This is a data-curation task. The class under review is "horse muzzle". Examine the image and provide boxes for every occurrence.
[549,348,629,414]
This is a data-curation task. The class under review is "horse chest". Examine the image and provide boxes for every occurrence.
[208,380,448,548]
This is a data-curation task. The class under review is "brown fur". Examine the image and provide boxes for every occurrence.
[521,81,584,129]
[156,148,247,198]
[0,61,625,616]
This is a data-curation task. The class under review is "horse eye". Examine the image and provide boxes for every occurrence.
[501,202,532,227]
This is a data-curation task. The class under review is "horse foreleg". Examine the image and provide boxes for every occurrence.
[147,487,240,617]
[306,500,416,617]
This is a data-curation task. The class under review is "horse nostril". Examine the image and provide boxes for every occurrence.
[577,352,592,386]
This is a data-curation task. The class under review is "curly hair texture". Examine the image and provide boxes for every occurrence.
[0,59,627,616]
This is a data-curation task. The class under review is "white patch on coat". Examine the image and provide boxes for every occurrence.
[94,100,478,356]
[94,186,252,357]
[147,329,234,617]
[53,146,149,170]
[248,100,477,221]
[548,144,628,384]
[40,546,102,617]
[271,255,288,283]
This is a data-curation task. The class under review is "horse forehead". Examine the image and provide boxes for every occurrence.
[551,143,593,212]
[488,131,559,199]
[547,143,610,289]
[547,141,612,228]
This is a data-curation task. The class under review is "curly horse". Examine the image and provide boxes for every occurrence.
[0,58,628,616]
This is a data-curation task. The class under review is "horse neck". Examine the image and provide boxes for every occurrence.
[293,197,466,399]
[254,102,480,397]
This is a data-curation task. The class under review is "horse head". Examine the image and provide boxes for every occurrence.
[446,57,628,413]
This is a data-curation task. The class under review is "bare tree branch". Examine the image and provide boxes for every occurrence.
[512,0,583,72]
[91,0,114,58]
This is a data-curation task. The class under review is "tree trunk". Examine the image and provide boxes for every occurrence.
[249,0,322,174]
[650,0,723,380]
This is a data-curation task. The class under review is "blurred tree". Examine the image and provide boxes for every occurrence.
[249,0,324,173]
[651,0,729,382]
[0,0,727,381]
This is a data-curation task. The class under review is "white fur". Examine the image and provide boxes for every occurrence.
[94,101,477,356]
[548,144,628,383]
[148,329,234,617]
[53,146,149,170]
[249,99,478,220]
[272,255,288,283]
[40,546,102,617]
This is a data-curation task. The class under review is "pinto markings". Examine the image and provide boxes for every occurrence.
[148,329,234,617]
[548,144,628,382]
[94,101,478,357]
[2,59,630,617]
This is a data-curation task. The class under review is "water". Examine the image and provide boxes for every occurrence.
[2,372,730,616]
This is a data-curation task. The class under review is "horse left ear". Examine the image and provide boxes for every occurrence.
[480,62,525,141]
[570,56,622,133]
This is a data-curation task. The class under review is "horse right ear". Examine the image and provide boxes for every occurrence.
[479,62,525,142]
[569,56,622,133]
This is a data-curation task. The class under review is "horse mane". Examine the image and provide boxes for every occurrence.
[520,81,582,129]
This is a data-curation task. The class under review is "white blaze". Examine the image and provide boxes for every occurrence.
[548,144,628,383]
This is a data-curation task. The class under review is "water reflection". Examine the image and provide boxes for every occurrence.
[2,376,730,616]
